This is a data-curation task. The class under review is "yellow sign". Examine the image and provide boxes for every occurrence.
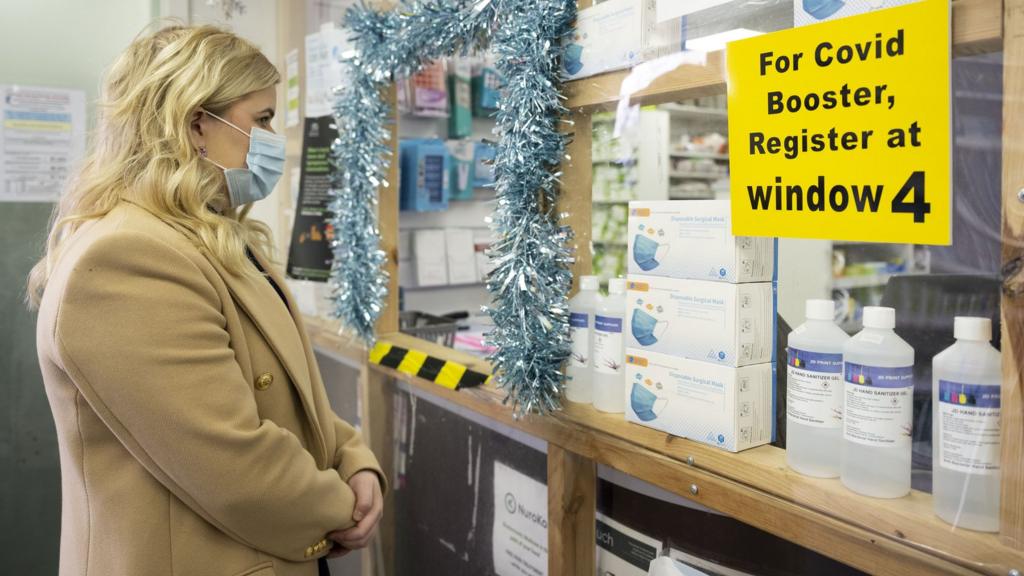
[727,0,951,244]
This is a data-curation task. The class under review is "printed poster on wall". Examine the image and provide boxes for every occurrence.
[0,85,86,202]
[286,116,338,281]
[728,0,951,245]
[492,460,548,576]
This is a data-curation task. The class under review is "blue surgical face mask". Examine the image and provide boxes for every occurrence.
[633,234,668,271]
[202,109,286,207]
[630,383,663,422]
[631,308,667,347]
[803,0,845,19]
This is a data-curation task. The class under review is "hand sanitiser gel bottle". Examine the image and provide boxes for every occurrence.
[932,317,1002,532]
[841,306,915,498]
[786,299,849,478]
[593,278,626,413]
[566,275,603,403]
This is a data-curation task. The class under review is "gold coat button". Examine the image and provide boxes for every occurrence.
[304,546,313,557]
[255,372,274,391]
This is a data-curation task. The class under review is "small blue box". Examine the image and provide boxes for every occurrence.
[399,139,450,212]
[472,142,497,188]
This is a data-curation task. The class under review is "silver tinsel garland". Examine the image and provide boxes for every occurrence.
[331,0,576,416]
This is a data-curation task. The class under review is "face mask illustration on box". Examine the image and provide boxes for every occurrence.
[803,0,845,20]
[563,43,584,75]
[631,308,669,346]
[632,234,669,272]
[630,379,668,422]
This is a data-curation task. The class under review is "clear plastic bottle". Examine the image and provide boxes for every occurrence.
[566,275,603,404]
[932,317,1002,532]
[841,306,915,498]
[593,278,626,413]
[786,299,849,478]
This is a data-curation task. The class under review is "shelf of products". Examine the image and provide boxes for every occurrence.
[832,274,894,290]
[305,323,1024,576]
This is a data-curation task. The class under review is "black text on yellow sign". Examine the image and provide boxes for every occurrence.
[727,0,951,245]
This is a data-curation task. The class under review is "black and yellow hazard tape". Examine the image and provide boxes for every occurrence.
[368,341,491,390]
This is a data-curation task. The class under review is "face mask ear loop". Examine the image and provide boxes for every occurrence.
[201,153,228,171]
[200,108,251,139]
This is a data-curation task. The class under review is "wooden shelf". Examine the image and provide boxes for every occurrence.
[304,322,1024,576]
[660,104,728,119]
[670,150,729,160]
[832,274,894,289]
[670,171,726,180]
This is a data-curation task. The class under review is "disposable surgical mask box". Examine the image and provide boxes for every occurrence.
[627,200,776,283]
[626,275,775,367]
[562,0,642,80]
[625,350,776,452]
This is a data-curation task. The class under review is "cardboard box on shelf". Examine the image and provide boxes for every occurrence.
[627,200,776,283]
[625,350,776,452]
[625,275,775,367]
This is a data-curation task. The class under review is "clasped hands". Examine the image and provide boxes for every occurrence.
[326,470,383,558]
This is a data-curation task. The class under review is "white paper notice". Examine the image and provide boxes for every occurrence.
[304,24,351,118]
[0,85,86,202]
[492,461,548,576]
[655,0,732,23]
[285,49,300,128]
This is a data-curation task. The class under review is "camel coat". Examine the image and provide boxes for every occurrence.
[36,202,384,576]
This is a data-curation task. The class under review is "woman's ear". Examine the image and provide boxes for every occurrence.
[188,109,206,149]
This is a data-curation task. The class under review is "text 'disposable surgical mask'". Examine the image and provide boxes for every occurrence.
[202,109,286,207]
[630,382,667,422]
[631,308,668,347]
[632,234,669,272]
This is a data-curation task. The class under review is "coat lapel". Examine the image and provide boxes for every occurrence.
[204,252,326,460]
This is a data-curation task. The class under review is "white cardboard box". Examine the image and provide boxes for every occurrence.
[625,349,776,452]
[563,0,643,80]
[626,275,775,367]
[412,229,448,287]
[627,200,776,283]
[444,228,477,285]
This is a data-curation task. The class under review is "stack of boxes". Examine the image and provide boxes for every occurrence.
[623,200,778,452]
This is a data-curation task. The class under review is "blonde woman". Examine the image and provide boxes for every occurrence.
[28,25,384,576]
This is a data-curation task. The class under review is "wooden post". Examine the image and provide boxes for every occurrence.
[275,0,306,264]
[376,84,401,335]
[1001,0,1024,550]
[548,444,597,576]
[558,110,594,296]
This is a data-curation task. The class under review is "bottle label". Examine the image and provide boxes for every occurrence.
[569,312,589,369]
[938,379,1001,475]
[786,348,843,429]
[593,315,623,375]
[843,362,914,448]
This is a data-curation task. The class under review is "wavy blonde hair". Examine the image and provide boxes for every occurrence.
[27,24,280,308]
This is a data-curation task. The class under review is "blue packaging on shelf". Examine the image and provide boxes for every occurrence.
[399,139,450,212]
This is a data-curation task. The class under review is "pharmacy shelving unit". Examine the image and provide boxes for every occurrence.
[591,109,668,282]
[829,241,930,332]
[288,0,1024,574]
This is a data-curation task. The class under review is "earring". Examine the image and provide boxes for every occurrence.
[199,146,208,158]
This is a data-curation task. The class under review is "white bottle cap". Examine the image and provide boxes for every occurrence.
[608,278,626,295]
[805,299,835,321]
[580,275,599,291]
[954,316,991,341]
[862,306,895,330]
